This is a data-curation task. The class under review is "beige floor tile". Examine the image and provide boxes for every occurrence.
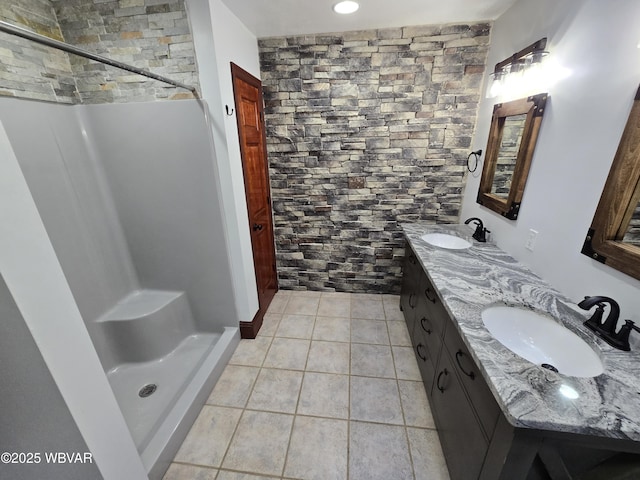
[229,337,272,367]
[222,410,294,476]
[275,314,315,339]
[317,295,351,317]
[263,337,310,370]
[247,368,303,414]
[284,416,348,480]
[407,427,451,480]
[206,365,259,408]
[382,294,405,321]
[387,321,411,346]
[173,406,242,467]
[349,421,413,480]
[351,319,390,345]
[398,380,435,428]
[350,343,395,378]
[393,346,422,380]
[312,316,350,342]
[267,294,289,314]
[351,294,386,320]
[306,340,350,374]
[162,463,217,480]
[284,295,320,315]
[297,372,349,419]
[216,471,281,480]
[258,313,282,337]
[350,376,404,425]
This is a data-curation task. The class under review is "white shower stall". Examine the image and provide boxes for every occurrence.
[0,96,240,479]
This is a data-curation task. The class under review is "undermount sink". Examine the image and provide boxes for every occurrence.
[421,233,472,250]
[481,306,604,378]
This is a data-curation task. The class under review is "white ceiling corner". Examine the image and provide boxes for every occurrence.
[219,0,519,38]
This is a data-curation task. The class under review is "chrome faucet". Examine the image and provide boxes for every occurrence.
[577,296,638,350]
[464,217,489,242]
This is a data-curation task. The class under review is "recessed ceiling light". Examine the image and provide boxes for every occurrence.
[333,1,359,15]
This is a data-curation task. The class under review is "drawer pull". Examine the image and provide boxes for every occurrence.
[436,368,449,393]
[409,293,416,309]
[424,287,437,304]
[420,317,432,335]
[416,343,427,361]
[455,350,476,380]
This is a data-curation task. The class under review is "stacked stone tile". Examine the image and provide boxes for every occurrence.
[259,24,490,293]
[0,0,199,104]
[0,0,77,103]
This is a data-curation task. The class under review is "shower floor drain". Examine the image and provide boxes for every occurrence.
[139,384,157,398]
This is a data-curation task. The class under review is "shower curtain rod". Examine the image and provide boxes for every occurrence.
[0,20,199,97]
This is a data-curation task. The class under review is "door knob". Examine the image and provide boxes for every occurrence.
[253,223,263,231]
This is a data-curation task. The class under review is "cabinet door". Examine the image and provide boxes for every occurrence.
[431,347,489,480]
[445,325,500,439]
[400,246,421,339]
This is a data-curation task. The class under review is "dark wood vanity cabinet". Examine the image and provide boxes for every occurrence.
[401,245,498,480]
[400,243,640,480]
[401,241,640,480]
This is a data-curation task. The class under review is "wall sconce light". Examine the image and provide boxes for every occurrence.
[487,38,549,99]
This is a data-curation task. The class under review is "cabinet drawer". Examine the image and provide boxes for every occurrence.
[432,347,489,480]
[413,310,444,364]
[414,340,437,394]
[444,325,500,439]
[420,273,447,318]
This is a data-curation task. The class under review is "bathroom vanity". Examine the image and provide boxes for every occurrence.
[401,223,640,480]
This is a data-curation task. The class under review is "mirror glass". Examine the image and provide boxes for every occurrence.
[490,114,527,197]
[582,85,640,280]
[622,200,640,247]
[477,94,547,220]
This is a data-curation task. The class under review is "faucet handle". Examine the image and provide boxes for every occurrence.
[610,320,639,351]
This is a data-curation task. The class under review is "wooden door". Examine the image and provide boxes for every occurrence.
[231,63,278,338]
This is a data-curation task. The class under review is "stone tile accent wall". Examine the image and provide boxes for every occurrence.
[0,0,78,103]
[0,0,199,104]
[259,24,490,293]
[52,0,199,103]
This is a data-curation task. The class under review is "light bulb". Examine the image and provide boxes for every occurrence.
[333,1,359,14]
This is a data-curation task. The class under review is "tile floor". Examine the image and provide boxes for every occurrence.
[163,291,450,480]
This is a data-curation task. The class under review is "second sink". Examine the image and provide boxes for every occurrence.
[421,233,472,250]
[481,306,604,378]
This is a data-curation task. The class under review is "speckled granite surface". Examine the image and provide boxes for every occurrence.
[402,222,640,441]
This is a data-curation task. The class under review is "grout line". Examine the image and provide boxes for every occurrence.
[347,309,352,480]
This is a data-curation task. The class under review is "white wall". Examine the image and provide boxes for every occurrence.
[187,0,261,323]
[461,0,640,320]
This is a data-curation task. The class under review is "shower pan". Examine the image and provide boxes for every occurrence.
[0,97,239,479]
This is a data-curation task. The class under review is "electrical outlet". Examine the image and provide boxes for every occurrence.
[525,229,538,251]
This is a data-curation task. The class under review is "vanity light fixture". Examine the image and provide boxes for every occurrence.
[333,1,359,14]
[487,38,549,99]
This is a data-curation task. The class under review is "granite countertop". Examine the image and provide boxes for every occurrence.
[402,222,640,442]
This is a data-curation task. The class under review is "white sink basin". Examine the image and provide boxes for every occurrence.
[421,233,472,250]
[481,306,603,378]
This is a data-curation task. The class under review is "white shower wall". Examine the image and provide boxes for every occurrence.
[0,97,238,343]
[80,100,238,331]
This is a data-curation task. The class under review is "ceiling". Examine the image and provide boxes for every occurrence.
[219,0,519,38]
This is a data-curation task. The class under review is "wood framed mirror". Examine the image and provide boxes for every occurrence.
[477,93,548,220]
[581,85,640,281]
